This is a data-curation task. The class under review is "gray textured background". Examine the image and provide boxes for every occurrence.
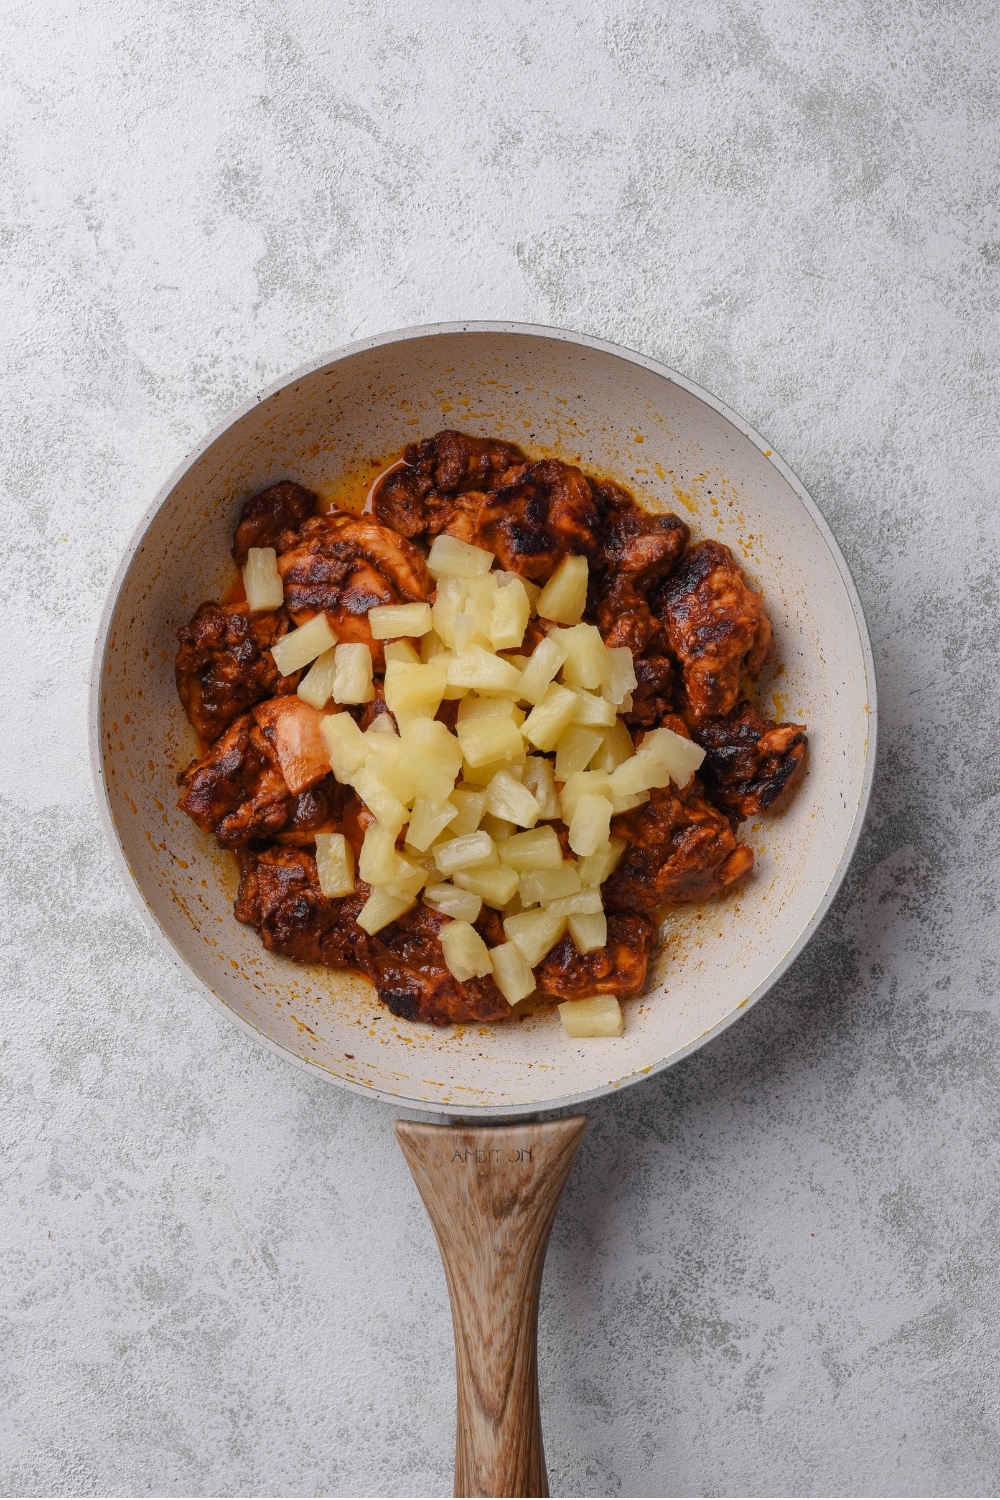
[2,1,998,1495]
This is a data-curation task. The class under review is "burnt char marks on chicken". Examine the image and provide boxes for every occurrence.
[374,430,527,538]
[474,459,602,580]
[695,702,808,820]
[232,481,317,567]
[175,601,299,743]
[659,540,772,723]
[604,783,755,915]
[535,913,656,1002]
[358,900,510,1025]
[235,846,366,966]
[276,512,431,668]
[178,712,292,846]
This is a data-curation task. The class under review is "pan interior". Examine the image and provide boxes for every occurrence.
[94,328,873,1114]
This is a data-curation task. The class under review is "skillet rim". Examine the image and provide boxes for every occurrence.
[88,320,878,1117]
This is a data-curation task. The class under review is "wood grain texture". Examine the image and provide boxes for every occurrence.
[394,1116,587,1499]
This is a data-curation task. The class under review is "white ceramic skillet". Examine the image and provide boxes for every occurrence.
[90,323,876,1496]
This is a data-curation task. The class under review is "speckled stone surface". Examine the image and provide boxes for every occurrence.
[2,2,998,1495]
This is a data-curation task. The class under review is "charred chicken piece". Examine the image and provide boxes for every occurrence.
[358,901,510,1025]
[535,913,656,1002]
[235,846,366,967]
[178,712,292,847]
[591,482,688,653]
[659,540,772,723]
[604,782,755,915]
[276,512,432,667]
[374,430,527,538]
[695,702,807,821]
[461,459,602,582]
[623,655,677,729]
[231,481,317,567]
[175,601,299,743]
[272,779,351,847]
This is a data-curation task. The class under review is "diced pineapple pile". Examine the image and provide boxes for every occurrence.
[246,534,706,1036]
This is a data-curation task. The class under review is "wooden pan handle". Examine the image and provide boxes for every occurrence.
[394,1116,587,1499]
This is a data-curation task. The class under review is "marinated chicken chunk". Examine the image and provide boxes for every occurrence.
[374,430,526,538]
[469,459,602,581]
[276,512,432,667]
[535,913,656,1001]
[604,783,755,915]
[659,540,772,722]
[178,711,291,846]
[623,655,677,729]
[591,483,687,652]
[358,901,510,1025]
[232,481,317,567]
[235,846,366,966]
[695,702,807,820]
[175,601,299,743]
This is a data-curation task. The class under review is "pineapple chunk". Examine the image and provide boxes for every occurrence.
[521,683,579,752]
[363,732,419,805]
[454,574,498,652]
[490,941,536,1006]
[368,601,433,639]
[520,862,581,907]
[431,576,467,648]
[383,659,448,725]
[243,547,284,612]
[516,636,567,704]
[617,725,706,792]
[494,570,541,614]
[434,830,496,876]
[297,646,340,710]
[457,714,525,767]
[428,533,495,578]
[545,888,603,919]
[406,795,458,853]
[558,769,612,823]
[549,624,612,691]
[497,825,563,872]
[453,860,520,908]
[448,786,487,836]
[447,646,522,695]
[357,888,415,935]
[457,694,523,725]
[536,553,588,625]
[385,857,430,900]
[490,576,531,650]
[352,766,408,836]
[521,757,560,819]
[485,769,541,829]
[332,642,375,704]
[270,612,338,676]
[314,832,355,899]
[558,994,623,1037]
[569,689,618,728]
[554,725,604,780]
[590,719,635,773]
[420,629,448,662]
[400,718,463,803]
[358,822,400,886]
[440,920,494,981]
[578,836,626,888]
[422,882,482,922]
[384,639,422,665]
[321,711,368,782]
[605,646,638,705]
[568,911,607,954]
[482,813,517,842]
[502,908,567,966]
[567,793,613,856]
